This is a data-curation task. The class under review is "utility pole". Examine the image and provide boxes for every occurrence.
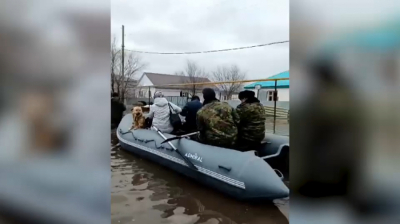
[121,25,125,101]
[121,25,125,79]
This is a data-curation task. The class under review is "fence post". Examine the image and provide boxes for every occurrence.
[148,86,151,105]
[273,80,277,134]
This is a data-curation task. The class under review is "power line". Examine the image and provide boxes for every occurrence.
[125,40,289,55]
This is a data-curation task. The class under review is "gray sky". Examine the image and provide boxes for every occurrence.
[111,0,289,80]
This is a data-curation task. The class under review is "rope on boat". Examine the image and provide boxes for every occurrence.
[120,130,174,151]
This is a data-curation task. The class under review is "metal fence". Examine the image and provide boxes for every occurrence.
[165,96,188,108]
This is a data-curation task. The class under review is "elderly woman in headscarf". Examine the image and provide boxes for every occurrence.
[196,88,240,148]
[148,91,182,133]
[235,90,266,151]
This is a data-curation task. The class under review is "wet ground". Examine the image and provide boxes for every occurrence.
[111,130,289,224]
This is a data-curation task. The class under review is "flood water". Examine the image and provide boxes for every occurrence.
[111,131,289,224]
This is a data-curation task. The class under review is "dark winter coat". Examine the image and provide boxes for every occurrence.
[111,98,126,128]
[180,99,203,132]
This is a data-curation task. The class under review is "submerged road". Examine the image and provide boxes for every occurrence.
[111,129,289,224]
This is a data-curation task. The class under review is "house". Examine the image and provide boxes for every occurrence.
[135,72,217,102]
[244,71,289,102]
[218,87,244,100]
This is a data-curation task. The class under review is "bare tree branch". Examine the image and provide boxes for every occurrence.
[111,35,147,101]
[120,52,147,100]
[212,64,247,100]
[111,35,120,94]
[177,60,209,96]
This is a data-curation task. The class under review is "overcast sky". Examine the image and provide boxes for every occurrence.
[111,0,289,80]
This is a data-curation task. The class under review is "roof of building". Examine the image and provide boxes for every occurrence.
[143,72,211,86]
[244,71,289,89]
[139,72,214,90]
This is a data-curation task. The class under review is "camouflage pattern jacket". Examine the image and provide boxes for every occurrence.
[236,98,266,143]
[196,100,240,148]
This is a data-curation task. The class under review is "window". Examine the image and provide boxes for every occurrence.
[267,90,278,101]
[180,91,189,97]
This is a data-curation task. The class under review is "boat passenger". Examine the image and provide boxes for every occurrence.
[148,91,182,133]
[196,88,240,148]
[180,95,203,133]
[235,90,266,151]
[111,92,126,129]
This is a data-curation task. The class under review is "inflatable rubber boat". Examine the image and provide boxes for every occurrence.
[117,114,289,201]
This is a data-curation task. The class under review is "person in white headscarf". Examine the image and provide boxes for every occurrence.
[148,91,182,133]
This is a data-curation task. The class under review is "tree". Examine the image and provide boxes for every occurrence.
[111,35,147,101]
[176,60,209,96]
[111,36,120,94]
[117,52,146,101]
[212,64,246,100]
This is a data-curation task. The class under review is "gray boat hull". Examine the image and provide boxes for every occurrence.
[117,114,289,201]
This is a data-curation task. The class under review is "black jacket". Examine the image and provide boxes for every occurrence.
[111,98,126,126]
[180,99,202,131]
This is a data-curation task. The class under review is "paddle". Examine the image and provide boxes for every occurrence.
[160,131,199,144]
[152,126,198,170]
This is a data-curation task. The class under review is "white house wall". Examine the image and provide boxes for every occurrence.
[135,75,156,97]
[283,88,290,101]
[135,74,229,102]
[137,75,153,86]
[156,88,205,101]
[156,88,181,97]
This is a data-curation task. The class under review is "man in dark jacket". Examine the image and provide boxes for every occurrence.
[111,92,126,129]
[180,95,202,133]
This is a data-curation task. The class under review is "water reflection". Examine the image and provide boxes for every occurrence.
[111,132,288,224]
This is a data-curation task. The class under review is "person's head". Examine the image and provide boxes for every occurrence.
[154,91,164,99]
[132,106,143,116]
[202,88,216,101]
[191,95,200,101]
[111,92,119,99]
[238,90,256,103]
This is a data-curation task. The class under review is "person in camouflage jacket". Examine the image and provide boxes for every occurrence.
[196,88,240,148]
[235,90,266,151]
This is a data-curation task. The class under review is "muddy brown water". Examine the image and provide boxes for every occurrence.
[111,131,289,224]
